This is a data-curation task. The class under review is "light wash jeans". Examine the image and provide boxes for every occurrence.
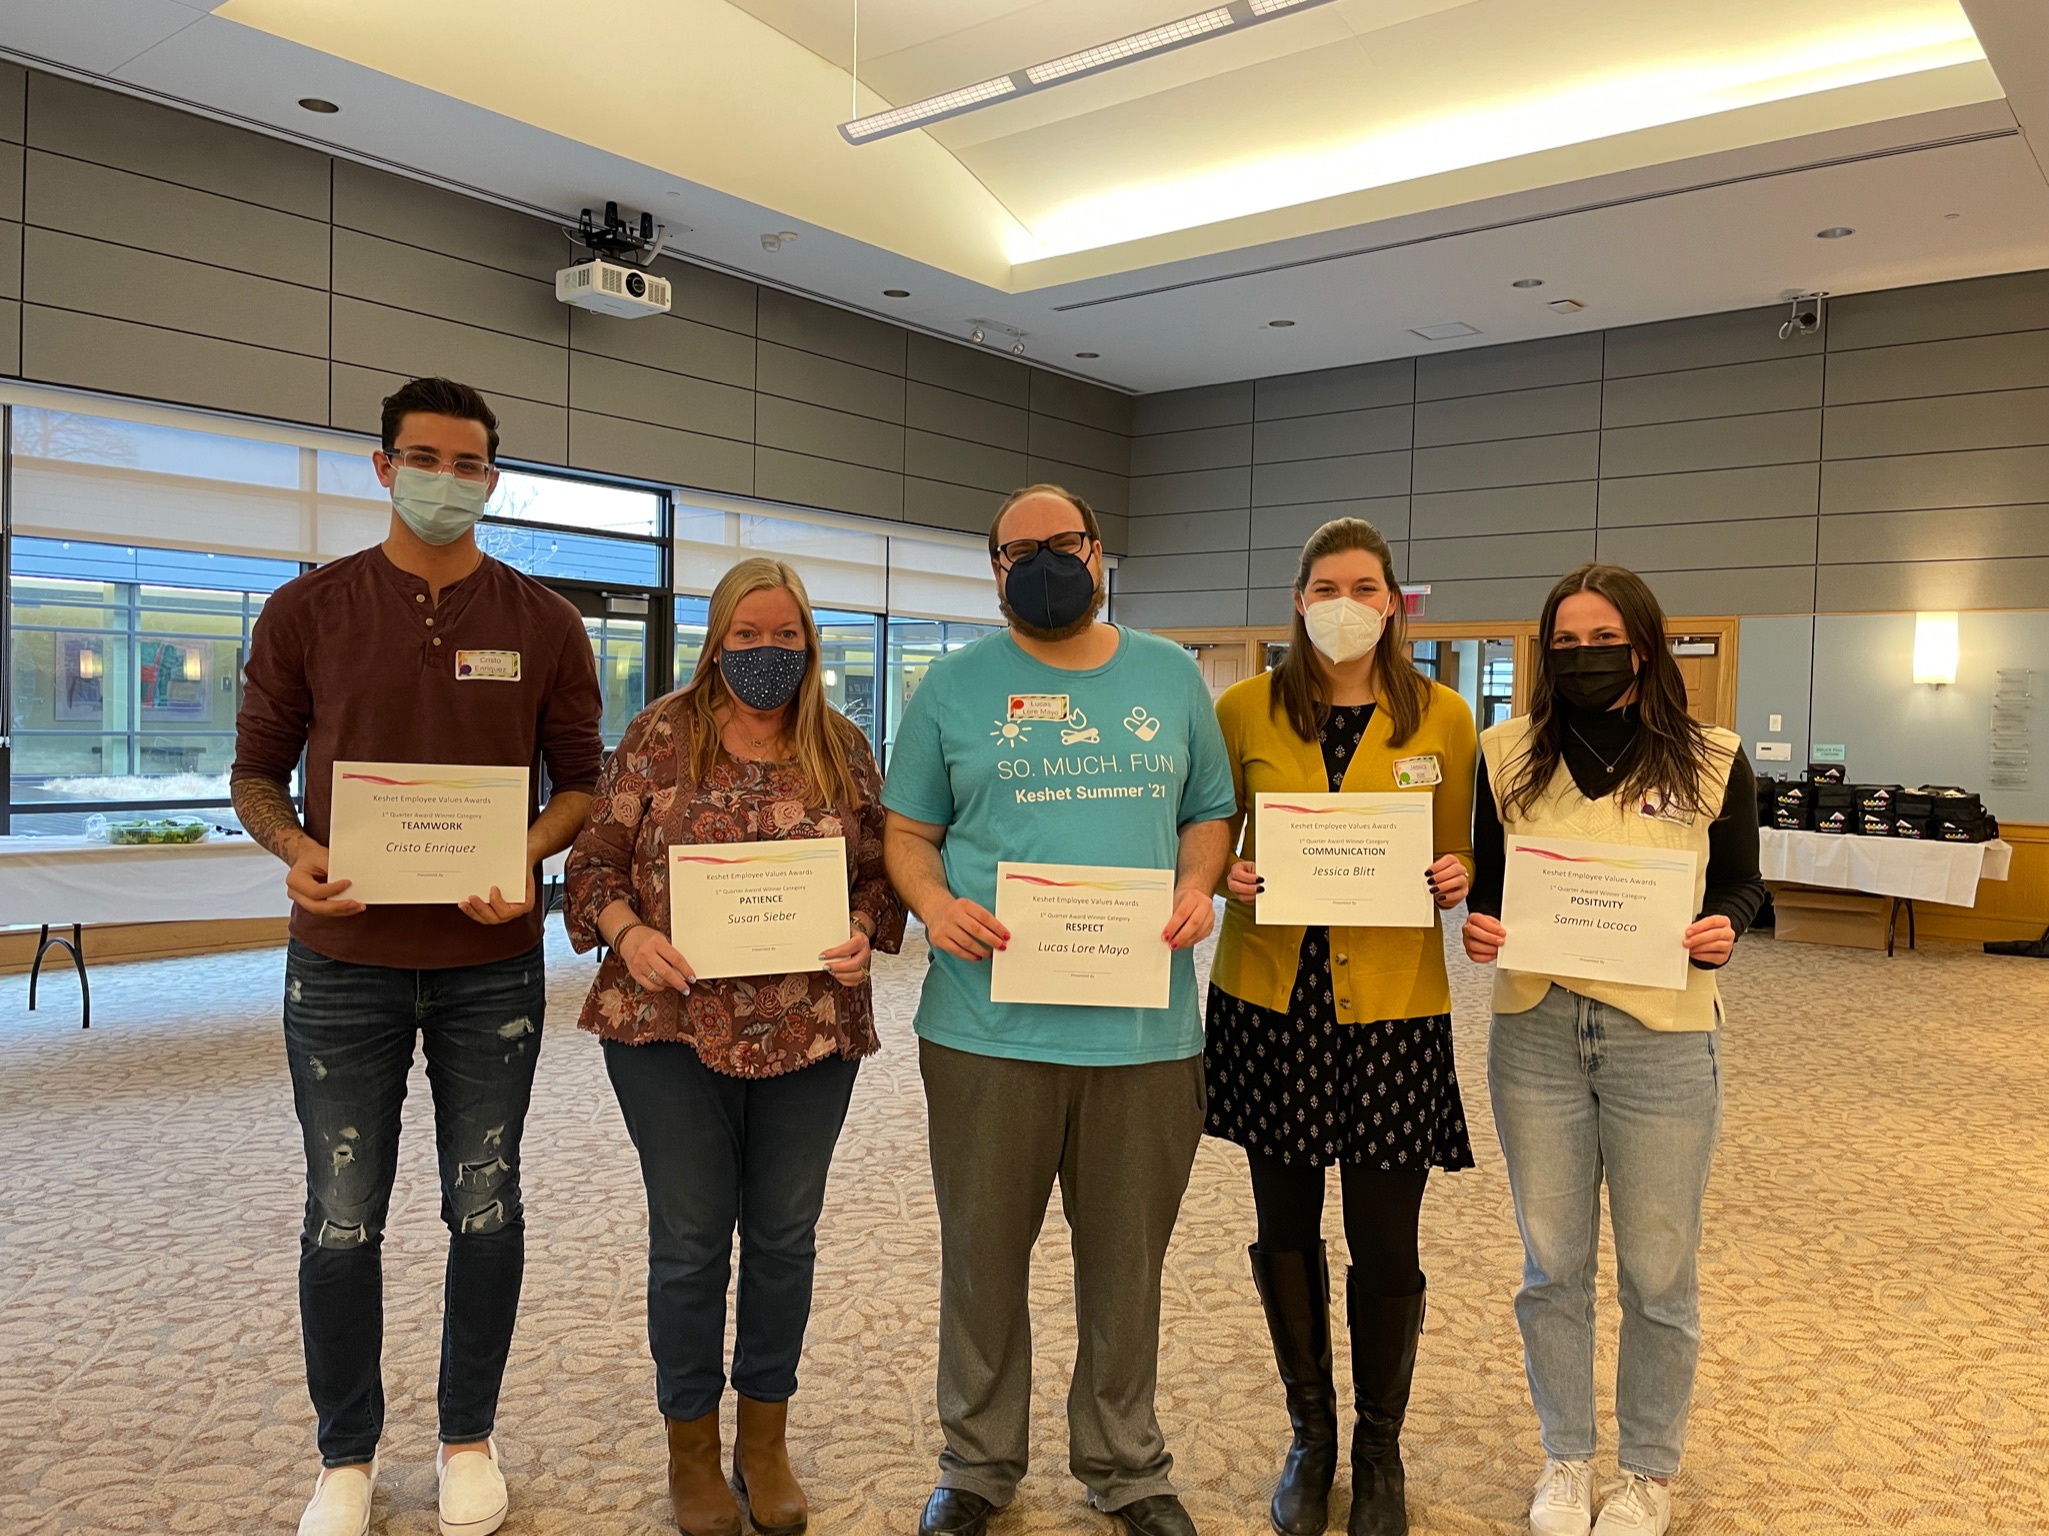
[1487,984,1722,1479]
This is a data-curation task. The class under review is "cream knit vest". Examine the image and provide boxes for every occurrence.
[1482,714,1740,1032]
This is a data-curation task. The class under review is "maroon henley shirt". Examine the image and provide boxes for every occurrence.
[232,546,604,969]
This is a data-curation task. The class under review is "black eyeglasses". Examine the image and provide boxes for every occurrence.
[997,531,1094,564]
[384,447,494,483]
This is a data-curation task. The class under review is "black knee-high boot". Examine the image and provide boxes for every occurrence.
[1346,1270,1425,1536]
[1249,1243,1339,1536]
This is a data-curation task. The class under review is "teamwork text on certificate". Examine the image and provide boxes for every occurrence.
[327,761,530,905]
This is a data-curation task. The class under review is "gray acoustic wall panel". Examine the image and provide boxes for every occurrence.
[4,68,1129,550]
[1118,269,2049,624]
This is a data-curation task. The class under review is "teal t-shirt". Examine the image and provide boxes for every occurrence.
[881,626,1237,1066]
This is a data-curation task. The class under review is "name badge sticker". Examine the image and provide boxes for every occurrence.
[1008,693,1070,721]
[1639,791,1696,826]
[1392,754,1442,788]
[455,649,522,682]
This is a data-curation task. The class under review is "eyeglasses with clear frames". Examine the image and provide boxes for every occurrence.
[384,447,495,483]
[998,530,1093,564]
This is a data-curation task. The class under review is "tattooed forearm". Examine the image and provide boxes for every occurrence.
[232,776,310,864]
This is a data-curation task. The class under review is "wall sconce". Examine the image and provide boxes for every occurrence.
[77,648,102,680]
[1913,611,1958,687]
[182,651,205,681]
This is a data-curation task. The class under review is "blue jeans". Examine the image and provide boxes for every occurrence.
[604,1039,860,1422]
[282,939,546,1467]
[1487,985,1722,1479]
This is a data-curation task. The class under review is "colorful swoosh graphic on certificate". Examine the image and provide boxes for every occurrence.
[340,772,522,789]
[1266,800,1427,816]
[672,849,837,867]
[1002,873,1169,891]
[1512,844,1692,872]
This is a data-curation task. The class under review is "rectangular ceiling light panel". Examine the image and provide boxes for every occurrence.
[841,0,1340,144]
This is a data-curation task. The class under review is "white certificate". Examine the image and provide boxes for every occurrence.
[669,837,849,980]
[1255,791,1436,928]
[327,761,530,905]
[989,861,1173,1009]
[1495,834,1700,991]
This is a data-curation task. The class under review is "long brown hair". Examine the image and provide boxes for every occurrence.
[1270,518,1431,747]
[1500,562,1721,819]
[679,557,866,808]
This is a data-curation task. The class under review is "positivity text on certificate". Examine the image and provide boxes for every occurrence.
[998,749,1181,804]
[1525,855,1670,934]
[367,788,499,856]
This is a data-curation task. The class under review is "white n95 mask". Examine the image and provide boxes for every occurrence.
[1303,596,1386,664]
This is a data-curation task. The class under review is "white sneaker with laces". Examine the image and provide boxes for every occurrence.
[1593,1474,1672,1536]
[437,1439,508,1536]
[297,1457,377,1536]
[1529,1457,1595,1536]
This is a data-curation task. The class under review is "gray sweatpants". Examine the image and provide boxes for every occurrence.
[920,1037,1206,1512]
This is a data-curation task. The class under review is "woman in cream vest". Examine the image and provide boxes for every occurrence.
[1462,564,1764,1536]
[1209,518,1477,1536]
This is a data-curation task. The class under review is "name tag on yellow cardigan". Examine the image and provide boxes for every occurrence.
[1392,754,1442,788]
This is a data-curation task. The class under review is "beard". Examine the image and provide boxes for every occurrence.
[1000,577,1106,643]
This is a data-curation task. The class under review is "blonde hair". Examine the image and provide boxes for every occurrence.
[680,556,865,809]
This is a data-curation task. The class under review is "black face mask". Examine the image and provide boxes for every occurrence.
[1003,545,1099,634]
[1550,643,1637,711]
[718,643,806,711]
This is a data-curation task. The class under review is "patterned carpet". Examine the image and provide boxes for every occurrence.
[2,918,2046,1536]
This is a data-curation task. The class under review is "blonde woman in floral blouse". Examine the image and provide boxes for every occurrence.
[565,556,904,1536]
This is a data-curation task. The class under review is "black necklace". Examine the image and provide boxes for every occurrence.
[1566,718,1632,775]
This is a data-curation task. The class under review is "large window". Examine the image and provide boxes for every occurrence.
[2,389,1003,837]
[7,539,299,836]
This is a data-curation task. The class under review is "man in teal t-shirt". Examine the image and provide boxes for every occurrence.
[884,485,1234,1536]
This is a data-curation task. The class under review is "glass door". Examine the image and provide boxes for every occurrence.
[1410,630,1526,734]
[552,587,671,749]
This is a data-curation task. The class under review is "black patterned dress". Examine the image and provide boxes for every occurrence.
[1203,703,1476,1172]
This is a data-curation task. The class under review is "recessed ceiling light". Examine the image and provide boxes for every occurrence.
[1410,321,1480,341]
[1267,319,1296,328]
[1817,226,1855,239]
[1512,278,1545,289]
[883,289,910,298]
[1075,351,1100,359]
[297,97,340,114]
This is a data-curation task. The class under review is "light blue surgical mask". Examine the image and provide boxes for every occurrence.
[391,465,490,546]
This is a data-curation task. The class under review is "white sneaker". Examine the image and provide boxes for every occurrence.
[298,1457,377,1536]
[1529,1457,1594,1536]
[437,1439,508,1536]
[1593,1474,1672,1536]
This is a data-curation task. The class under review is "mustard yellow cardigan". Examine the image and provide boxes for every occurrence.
[1209,672,1477,1024]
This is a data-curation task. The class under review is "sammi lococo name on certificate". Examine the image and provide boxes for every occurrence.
[1495,835,1699,992]
[327,761,530,905]
[1255,791,1435,928]
[669,837,849,980]
[989,861,1173,1010]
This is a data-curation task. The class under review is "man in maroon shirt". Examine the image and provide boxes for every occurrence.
[231,377,603,1536]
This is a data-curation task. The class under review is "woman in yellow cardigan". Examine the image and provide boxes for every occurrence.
[1208,517,1476,1536]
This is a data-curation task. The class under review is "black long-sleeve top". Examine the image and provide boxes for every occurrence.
[1468,703,1767,968]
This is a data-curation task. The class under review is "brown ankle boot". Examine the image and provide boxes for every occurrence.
[666,1412,742,1536]
[733,1396,808,1536]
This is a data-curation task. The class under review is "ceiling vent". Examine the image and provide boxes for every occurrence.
[1410,321,1480,340]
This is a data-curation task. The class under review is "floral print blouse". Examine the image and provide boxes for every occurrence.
[564,694,905,1077]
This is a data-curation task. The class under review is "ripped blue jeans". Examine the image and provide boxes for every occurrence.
[282,938,546,1467]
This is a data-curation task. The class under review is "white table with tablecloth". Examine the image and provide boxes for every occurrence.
[1758,828,2012,952]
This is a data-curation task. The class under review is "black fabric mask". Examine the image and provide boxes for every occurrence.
[1550,643,1638,711]
[1003,546,1098,633]
[718,644,806,711]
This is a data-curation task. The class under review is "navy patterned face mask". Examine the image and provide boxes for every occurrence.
[718,643,807,711]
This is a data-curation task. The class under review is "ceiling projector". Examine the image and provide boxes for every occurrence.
[556,258,671,318]
[556,202,671,319]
